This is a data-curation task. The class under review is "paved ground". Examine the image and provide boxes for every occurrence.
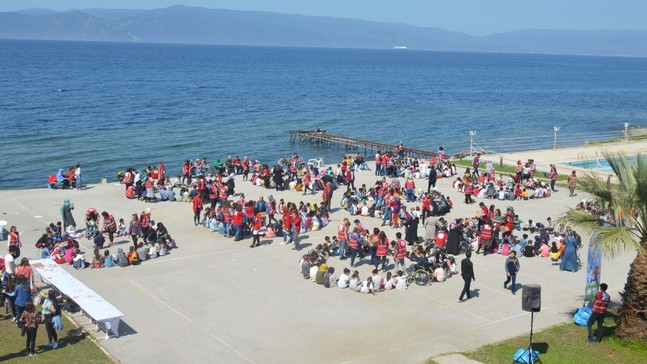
[2,142,642,364]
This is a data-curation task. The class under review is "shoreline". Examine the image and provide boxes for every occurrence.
[9,136,645,192]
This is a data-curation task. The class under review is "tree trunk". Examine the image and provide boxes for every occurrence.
[616,247,647,341]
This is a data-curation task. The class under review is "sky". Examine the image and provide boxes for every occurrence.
[2,0,645,36]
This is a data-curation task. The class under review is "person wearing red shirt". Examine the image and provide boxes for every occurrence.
[232,205,245,241]
[220,204,232,238]
[291,211,302,250]
[282,208,292,245]
[588,283,610,343]
[250,211,265,248]
[158,161,166,181]
[302,171,312,195]
[192,193,203,226]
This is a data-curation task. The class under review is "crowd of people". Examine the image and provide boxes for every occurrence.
[1,145,595,357]
[47,163,83,190]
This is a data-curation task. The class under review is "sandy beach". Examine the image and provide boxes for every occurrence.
[1,141,643,364]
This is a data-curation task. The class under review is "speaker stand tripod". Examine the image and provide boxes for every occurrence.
[522,311,542,364]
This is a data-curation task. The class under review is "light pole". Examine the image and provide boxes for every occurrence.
[553,126,560,151]
[624,122,629,142]
[469,130,476,157]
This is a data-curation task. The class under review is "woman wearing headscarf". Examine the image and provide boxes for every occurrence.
[560,229,580,272]
[60,198,76,231]
[56,169,70,189]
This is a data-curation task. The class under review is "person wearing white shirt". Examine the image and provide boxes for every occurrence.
[4,247,17,274]
[337,268,350,288]
[360,277,376,295]
[371,269,383,291]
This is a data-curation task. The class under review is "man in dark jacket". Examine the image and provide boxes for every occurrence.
[427,167,438,193]
[459,250,475,302]
[504,251,520,294]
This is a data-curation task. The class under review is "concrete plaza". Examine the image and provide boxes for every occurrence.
[2,143,642,364]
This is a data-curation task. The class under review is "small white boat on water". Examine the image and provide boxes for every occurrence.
[393,46,407,50]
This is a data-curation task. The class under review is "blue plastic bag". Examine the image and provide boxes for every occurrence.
[513,348,539,363]
[574,306,592,326]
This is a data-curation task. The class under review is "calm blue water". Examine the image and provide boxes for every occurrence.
[1,40,646,189]
[562,155,637,173]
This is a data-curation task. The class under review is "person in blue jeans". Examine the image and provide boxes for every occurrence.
[382,205,392,226]
[504,251,520,294]
[13,275,32,322]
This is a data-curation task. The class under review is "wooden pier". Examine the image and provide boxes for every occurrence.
[289,130,437,159]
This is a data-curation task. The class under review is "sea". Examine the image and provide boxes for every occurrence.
[1,39,646,189]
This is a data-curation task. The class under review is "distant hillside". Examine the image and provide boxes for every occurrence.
[1,5,647,57]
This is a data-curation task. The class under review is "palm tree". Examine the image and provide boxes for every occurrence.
[559,152,646,341]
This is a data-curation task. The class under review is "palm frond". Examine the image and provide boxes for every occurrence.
[559,152,647,258]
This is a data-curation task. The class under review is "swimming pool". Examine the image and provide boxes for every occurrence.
[562,155,636,173]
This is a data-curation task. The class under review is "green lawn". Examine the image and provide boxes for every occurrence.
[0,308,114,363]
[451,159,570,188]
[429,309,647,364]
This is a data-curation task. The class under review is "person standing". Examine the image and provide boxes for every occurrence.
[375,231,389,271]
[8,226,22,258]
[587,283,610,343]
[60,198,76,231]
[394,232,408,272]
[19,302,41,356]
[74,163,82,190]
[568,170,577,197]
[459,250,475,302]
[291,211,302,250]
[128,213,141,249]
[472,154,481,178]
[337,218,349,259]
[427,166,437,193]
[549,166,558,192]
[101,212,117,247]
[192,193,203,226]
[41,290,61,349]
[504,250,520,294]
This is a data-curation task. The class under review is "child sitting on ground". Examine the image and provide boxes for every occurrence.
[383,271,394,290]
[148,242,158,259]
[117,218,127,236]
[91,249,104,268]
[349,270,361,291]
[103,249,115,267]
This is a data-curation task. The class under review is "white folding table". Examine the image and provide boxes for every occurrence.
[31,258,123,339]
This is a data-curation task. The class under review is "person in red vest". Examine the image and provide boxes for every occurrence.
[394,232,408,272]
[250,211,264,248]
[123,168,134,190]
[477,219,494,255]
[435,230,448,249]
[8,226,22,258]
[140,209,151,241]
[291,211,302,250]
[158,161,166,182]
[302,170,313,195]
[232,205,245,241]
[192,193,203,226]
[464,180,474,204]
[101,211,117,247]
[588,283,610,343]
[281,207,293,245]
[337,218,350,259]
[375,231,389,271]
